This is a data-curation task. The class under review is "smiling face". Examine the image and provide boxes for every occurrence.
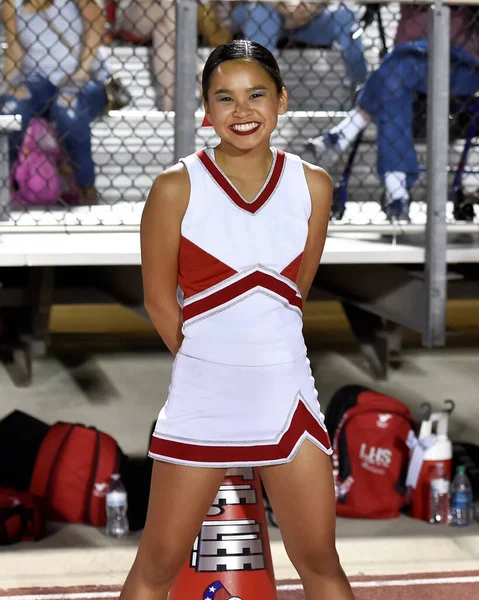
[204,59,288,151]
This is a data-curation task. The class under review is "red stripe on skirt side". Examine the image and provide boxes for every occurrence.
[149,400,331,464]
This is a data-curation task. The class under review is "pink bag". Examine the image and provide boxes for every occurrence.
[10,118,78,206]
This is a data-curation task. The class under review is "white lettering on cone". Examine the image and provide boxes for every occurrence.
[191,520,265,572]
[225,467,254,480]
[208,485,257,517]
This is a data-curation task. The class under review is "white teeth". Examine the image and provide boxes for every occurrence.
[232,122,259,132]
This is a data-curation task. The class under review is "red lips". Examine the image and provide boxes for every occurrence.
[230,123,261,136]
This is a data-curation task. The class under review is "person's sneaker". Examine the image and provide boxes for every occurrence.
[384,199,410,223]
[306,131,346,169]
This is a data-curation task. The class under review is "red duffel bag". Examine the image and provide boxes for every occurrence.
[29,423,122,526]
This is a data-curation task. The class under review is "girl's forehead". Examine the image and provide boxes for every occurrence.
[211,60,273,84]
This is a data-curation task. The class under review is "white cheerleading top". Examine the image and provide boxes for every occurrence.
[178,147,311,367]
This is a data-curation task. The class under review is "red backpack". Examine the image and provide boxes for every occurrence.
[0,489,44,545]
[29,423,122,526]
[325,386,414,519]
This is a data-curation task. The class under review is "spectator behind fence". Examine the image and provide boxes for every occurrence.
[198,1,232,47]
[307,5,479,222]
[231,0,367,93]
[0,0,110,205]
[108,1,233,110]
[107,0,176,111]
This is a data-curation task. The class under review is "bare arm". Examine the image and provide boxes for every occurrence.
[296,162,333,300]
[72,0,105,80]
[140,164,190,356]
[1,0,25,89]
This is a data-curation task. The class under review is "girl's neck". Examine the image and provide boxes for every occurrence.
[214,143,273,179]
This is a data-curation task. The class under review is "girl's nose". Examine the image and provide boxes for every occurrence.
[233,100,252,117]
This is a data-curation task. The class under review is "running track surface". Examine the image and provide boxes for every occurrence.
[1,572,478,600]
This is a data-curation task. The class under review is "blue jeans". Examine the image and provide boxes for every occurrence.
[357,40,479,187]
[231,2,367,86]
[0,72,108,187]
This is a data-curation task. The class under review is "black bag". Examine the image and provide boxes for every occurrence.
[324,384,370,441]
[453,443,479,500]
[0,411,50,492]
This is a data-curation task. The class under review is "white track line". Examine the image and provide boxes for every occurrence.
[353,575,479,588]
[1,576,479,600]
[277,575,479,591]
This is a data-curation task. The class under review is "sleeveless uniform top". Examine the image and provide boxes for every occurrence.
[178,147,311,367]
[15,0,109,86]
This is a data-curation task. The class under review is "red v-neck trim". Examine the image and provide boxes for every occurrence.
[196,148,286,214]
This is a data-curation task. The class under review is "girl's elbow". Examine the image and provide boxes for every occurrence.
[144,296,177,320]
[144,297,163,316]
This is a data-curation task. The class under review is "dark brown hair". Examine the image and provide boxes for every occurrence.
[202,39,285,101]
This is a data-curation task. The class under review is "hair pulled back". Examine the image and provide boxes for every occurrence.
[202,40,285,102]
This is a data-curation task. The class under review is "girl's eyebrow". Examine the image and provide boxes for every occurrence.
[214,86,269,95]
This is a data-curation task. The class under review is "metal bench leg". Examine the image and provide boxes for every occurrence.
[29,267,55,358]
[341,301,403,379]
[0,306,33,387]
[0,267,55,387]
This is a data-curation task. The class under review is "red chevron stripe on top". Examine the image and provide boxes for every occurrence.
[179,236,237,299]
[197,149,286,214]
[149,399,331,463]
[183,271,302,322]
[281,253,303,283]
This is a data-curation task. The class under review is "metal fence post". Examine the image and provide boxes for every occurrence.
[424,0,450,348]
[174,0,198,162]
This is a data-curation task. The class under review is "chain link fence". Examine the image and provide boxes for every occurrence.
[0,0,478,229]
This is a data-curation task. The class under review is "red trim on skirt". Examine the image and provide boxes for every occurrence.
[149,400,332,466]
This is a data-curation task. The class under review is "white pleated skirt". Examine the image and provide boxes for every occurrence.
[149,353,332,468]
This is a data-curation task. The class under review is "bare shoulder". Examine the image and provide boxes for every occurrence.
[144,162,191,218]
[301,160,333,196]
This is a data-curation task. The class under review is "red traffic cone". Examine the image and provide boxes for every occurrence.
[169,467,277,600]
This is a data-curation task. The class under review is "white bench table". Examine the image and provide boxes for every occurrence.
[1,230,478,267]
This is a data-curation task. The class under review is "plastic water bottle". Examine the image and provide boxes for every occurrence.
[450,466,473,527]
[106,474,129,538]
[429,462,450,525]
